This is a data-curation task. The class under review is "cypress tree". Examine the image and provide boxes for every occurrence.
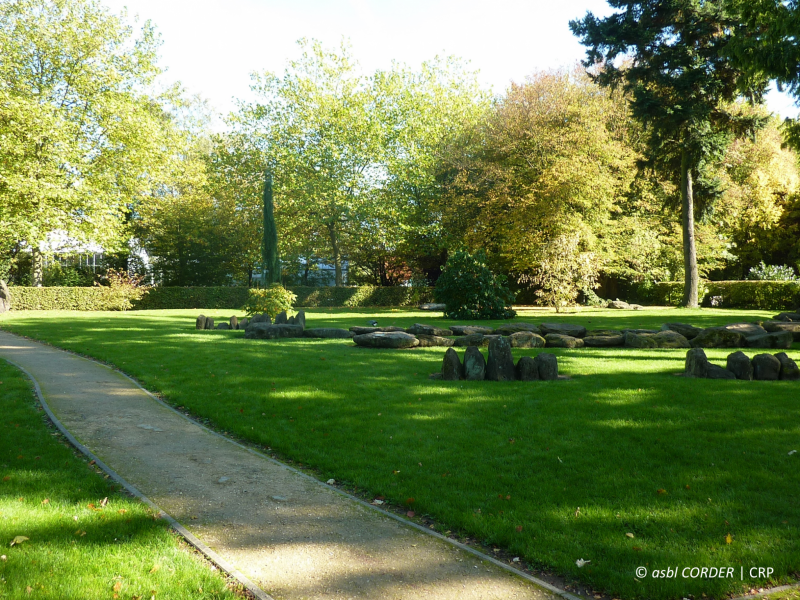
[262,171,281,285]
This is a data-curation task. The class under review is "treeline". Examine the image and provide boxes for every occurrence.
[2,0,799,308]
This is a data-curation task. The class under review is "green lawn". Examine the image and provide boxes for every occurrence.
[0,358,241,599]
[1,307,798,600]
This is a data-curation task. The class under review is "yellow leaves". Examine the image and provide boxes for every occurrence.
[726,533,733,544]
[656,489,667,495]
[626,533,635,539]
[113,581,122,592]
[149,564,160,574]
[10,536,29,546]
[75,530,86,537]
[41,498,49,505]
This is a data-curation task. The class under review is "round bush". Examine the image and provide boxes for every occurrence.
[434,250,516,320]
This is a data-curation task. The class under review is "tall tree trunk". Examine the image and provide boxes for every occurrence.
[262,171,281,285]
[327,223,342,287]
[680,151,699,308]
[31,246,43,287]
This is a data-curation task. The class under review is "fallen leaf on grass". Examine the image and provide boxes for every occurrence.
[118,509,127,515]
[512,557,520,562]
[113,581,122,592]
[516,525,523,532]
[100,497,108,507]
[789,450,797,456]
[407,511,415,518]
[626,533,635,538]
[657,489,667,495]
[726,533,733,544]
[0,555,6,561]
[26,586,32,594]
[10,536,28,547]
[371,499,384,505]
[576,558,590,568]
[149,565,160,574]
[326,479,335,485]
[2,476,10,482]
[41,499,49,505]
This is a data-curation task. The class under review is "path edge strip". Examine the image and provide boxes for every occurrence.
[1,354,275,600]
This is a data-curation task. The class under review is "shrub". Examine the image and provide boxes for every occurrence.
[747,262,798,282]
[94,269,150,311]
[653,280,800,309]
[290,285,432,308]
[241,285,297,317]
[132,287,249,310]
[434,250,516,320]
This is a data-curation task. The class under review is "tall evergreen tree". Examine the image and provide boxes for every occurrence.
[262,171,281,285]
[571,0,769,307]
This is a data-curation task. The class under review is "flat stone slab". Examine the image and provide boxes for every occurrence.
[349,326,407,335]
[583,334,624,347]
[419,303,446,311]
[0,332,557,600]
[544,334,584,348]
[450,325,496,336]
[303,328,355,339]
[762,321,800,341]
[540,323,587,338]
[415,334,455,347]
[661,323,704,340]
[690,327,747,348]
[245,323,305,339]
[494,323,541,336]
[353,332,420,349]
[406,323,453,337]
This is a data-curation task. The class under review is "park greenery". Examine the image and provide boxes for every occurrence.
[0,0,799,308]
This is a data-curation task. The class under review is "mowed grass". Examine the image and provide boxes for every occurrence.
[0,359,240,599]
[1,307,798,600]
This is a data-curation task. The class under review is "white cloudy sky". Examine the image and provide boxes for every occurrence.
[104,0,797,123]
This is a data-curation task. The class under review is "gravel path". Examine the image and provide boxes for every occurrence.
[0,330,573,600]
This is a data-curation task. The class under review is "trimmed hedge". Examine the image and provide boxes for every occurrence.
[7,285,434,311]
[653,280,800,310]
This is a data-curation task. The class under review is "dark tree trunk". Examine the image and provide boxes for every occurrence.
[31,247,43,287]
[680,151,699,308]
[327,222,343,287]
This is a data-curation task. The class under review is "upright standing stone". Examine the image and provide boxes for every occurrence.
[0,280,11,313]
[196,315,207,330]
[204,317,215,330]
[275,311,288,325]
[238,318,249,330]
[229,316,239,330]
[486,336,515,381]
[685,348,709,378]
[287,315,296,325]
[262,313,272,324]
[442,348,464,381]
[726,351,753,380]
[295,311,306,329]
[752,354,781,381]
[463,346,486,380]
[251,314,264,324]
[534,353,558,380]
[775,352,800,381]
[515,356,539,381]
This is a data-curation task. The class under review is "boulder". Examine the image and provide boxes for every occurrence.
[508,331,546,348]
[250,314,265,324]
[442,348,463,380]
[406,323,453,337]
[607,300,630,309]
[353,332,420,349]
[216,322,230,330]
[238,318,249,330]
[303,328,355,339]
[450,325,495,336]
[624,332,657,348]
[244,323,304,339]
[653,330,691,348]
[774,312,800,322]
[545,334,584,348]
[534,353,559,380]
[196,315,207,330]
[295,311,306,329]
[453,333,485,347]
[685,348,709,378]
[229,316,239,330]
[726,351,753,380]
[204,317,215,330]
[706,364,736,379]
[662,323,704,340]
[419,303,446,311]
[494,322,541,336]
[287,315,296,325]
[583,334,625,347]
[723,322,769,344]
[349,326,406,335]
[274,311,288,325]
[623,329,659,335]
[415,334,456,347]
[752,353,781,381]
[762,321,800,341]
[486,336,515,381]
[0,280,11,313]
[690,327,747,349]
[775,352,800,381]
[586,329,623,337]
[540,323,587,338]
[515,356,539,381]
[463,346,486,380]
[747,331,793,349]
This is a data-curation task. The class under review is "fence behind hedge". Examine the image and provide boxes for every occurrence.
[6,285,435,311]
[653,280,800,310]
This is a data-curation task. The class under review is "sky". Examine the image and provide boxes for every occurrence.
[103,0,798,124]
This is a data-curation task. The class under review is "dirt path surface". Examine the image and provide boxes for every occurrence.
[0,331,570,600]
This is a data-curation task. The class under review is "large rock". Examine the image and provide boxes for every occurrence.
[752,353,781,381]
[486,336,515,381]
[406,323,453,337]
[245,323,304,339]
[442,348,463,381]
[723,322,769,344]
[204,317,215,330]
[353,332,420,349]
[494,322,541,336]
[196,315,207,330]
[251,313,271,325]
[762,321,800,341]
[419,303,446,311]
[624,332,657,348]
[545,333,584,348]
[540,323,587,338]
[216,322,230,330]
[623,329,659,335]
[586,329,623,337]
[303,328,355,339]
[463,346,486,380]
[349,326,406,335]
[453,333,485,347]
[287,315,296,325]
[515,356,539,381]
[508,331,546,348]
[747,331,793,349]
[229,316,239,330]
[706,364,736,379]
[415,334,455,347]
[662,323,704,340]
[653,330,691,348]
[583,334,625,347]
[685,348,709,378]
[774,312,800,322]
[0,280,10,313]
[450,325,495,336]
[690,327,747,348]
[295,311,306,329]
[237,318,249,330]
[607,299,631,309]
[274,311,288,325]
[534,353,559,380]
[726,351,753,380]
[775,352,800,381]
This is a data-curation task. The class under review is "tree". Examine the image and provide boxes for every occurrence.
[571,1,770,307]
[0,0,172,285]
[261,171,281,285]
